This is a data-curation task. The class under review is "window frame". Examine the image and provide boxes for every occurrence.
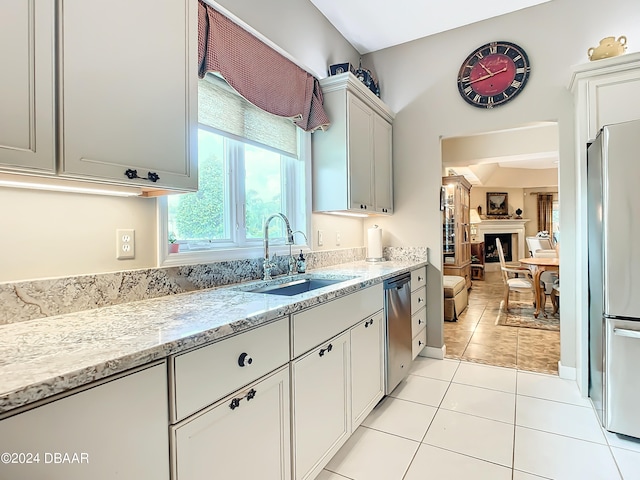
[158,128,311,267]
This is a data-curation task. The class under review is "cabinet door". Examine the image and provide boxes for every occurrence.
[0,0,55,173]
[588,69,640,139]
[172,367,290,480]
[347,93,374,211]
[373,114,393,214]
[0,363,169,480]
[59,0,197,192]
[351,311,384,430]
[292,332,350,480]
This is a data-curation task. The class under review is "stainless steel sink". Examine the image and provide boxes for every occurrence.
[239,276,355,296]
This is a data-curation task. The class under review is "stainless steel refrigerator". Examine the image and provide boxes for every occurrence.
[587,118,640,439]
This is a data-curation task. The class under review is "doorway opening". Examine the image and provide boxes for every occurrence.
[440,122,560,374]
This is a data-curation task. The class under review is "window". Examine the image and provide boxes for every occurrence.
[552,199,560,244]
[159,75,310,264]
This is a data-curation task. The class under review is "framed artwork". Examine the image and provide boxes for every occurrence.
[486,192,509,216]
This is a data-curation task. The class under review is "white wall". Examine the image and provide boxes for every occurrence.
[363,0,640,372]
[0,0,362,283]
[0,188,158,282]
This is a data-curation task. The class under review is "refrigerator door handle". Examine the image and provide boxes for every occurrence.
[613,327,640,339]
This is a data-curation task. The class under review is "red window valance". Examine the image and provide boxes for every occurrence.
[198,1,330,132]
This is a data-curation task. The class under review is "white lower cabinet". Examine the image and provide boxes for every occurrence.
[292,331,351,480]
[0,363,169,480]
[411,266,428,359]
[351,311,384,430]
[171,366,290,480]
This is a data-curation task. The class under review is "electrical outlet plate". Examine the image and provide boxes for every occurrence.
[318,230,324,246]
[116,229,135,259]
[336,231,341,246]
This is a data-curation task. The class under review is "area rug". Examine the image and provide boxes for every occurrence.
[495,299,560,331]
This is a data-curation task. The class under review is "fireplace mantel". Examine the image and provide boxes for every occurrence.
[476,219,530,270]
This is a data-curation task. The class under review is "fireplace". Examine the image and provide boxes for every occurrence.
[476,219,529,272]
[484,233,512,263]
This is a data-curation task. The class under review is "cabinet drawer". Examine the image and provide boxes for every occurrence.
[410,286,426,314]
[412,328,427,360]
[411,267,426,291]
[172,317,289,422]
[292,284,383,358]
[411,308,427,338]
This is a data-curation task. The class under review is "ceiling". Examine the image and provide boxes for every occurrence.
[441,122,559,187]
[309,0,552,54]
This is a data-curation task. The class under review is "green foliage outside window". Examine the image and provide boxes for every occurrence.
[170,148,226,240]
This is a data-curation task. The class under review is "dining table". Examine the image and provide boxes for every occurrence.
[518,256,560,318]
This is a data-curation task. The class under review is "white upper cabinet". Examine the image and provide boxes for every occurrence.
[569,52,640,142]
[0,0,56,174]
[0,0,197,194]
[59,0,197,192]
[373,114,393,214]
[312,72,394,215]
[346,94,375,211]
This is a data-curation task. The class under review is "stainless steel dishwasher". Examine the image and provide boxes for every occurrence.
[384,273,413,394]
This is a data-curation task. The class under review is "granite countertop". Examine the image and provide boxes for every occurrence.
[0,259,427,415]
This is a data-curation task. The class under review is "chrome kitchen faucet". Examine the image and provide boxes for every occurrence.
[263,213,295,280]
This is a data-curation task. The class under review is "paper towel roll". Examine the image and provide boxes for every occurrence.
[366,225,383,261]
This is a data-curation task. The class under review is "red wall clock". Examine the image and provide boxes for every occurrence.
[457,41,531,109]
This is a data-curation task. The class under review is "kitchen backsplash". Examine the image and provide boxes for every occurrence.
[0,247,361,325]
[0,246,427,325]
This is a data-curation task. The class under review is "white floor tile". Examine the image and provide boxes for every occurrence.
[423,409,514,467]
[362,396,437,441]
[325,427,419,480]
[315,470,353,480]
[452,361,517,393]
[517,371,591,406]
[440,382,516,424]
[516,395,606,444]
[403,444,511,480]
[410,357,460,381]
[611,446,640,480]
[514,426,621,480]
[513,470,552,479]
[389,374,450,407]
[603,429,640,453]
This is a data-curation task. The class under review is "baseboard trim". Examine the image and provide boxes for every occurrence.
[421,345,446,359]
[558,361,577,380]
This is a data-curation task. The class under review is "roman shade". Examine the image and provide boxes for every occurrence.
[199,73,298,158]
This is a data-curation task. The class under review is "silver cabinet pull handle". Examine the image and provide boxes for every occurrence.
[613,328,640,339]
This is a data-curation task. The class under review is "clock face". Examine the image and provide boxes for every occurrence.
[457,41,531,109]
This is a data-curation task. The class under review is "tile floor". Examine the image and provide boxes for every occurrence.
[318,358,640,480]
[444,270,560,374]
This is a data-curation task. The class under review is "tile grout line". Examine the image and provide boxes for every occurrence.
[401,361,463,480]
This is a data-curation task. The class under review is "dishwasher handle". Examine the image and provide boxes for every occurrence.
[384,273,411,290]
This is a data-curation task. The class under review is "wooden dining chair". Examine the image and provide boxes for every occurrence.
[496,238,534,311]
